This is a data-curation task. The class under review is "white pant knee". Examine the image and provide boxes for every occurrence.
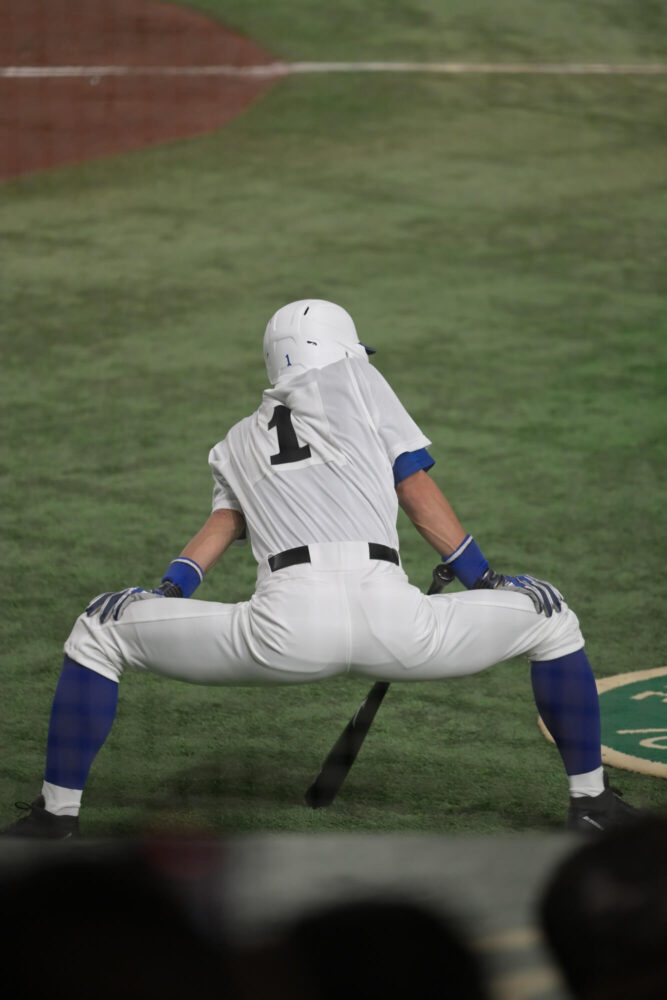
[528,603,585,662]
[64,613,124,683]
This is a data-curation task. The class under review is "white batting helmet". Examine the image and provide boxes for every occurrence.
[263,299,375,385]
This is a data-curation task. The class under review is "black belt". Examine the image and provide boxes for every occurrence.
[268,543,399,573]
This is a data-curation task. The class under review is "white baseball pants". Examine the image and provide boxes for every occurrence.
[65,541,584,686]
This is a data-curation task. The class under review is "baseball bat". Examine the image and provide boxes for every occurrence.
[304,562,455,808]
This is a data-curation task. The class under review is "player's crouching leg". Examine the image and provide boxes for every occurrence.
[526,601,599,786]
[1,613,122,838]
[528,602,647,831]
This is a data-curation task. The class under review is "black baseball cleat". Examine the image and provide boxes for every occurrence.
[566,783,647,833]
[1,796,80,839]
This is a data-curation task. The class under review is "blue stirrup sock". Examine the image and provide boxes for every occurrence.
[530,649,602,780]
[44,655,119,795]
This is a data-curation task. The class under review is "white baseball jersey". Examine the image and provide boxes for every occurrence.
[208,358,431,566]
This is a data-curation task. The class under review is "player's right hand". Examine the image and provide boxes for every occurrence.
[85,587,164,624]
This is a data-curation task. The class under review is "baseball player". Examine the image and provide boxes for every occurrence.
[2,299,644,837]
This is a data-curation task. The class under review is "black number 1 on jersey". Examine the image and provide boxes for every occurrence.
[269,405,312,465]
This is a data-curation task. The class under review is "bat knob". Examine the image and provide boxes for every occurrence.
[431,563,455,591]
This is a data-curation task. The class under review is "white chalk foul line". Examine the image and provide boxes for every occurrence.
[1,61,667,79]
[289,61,667,75]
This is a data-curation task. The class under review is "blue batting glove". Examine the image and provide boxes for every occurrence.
[85,587,164,624]
[474,569,563,617]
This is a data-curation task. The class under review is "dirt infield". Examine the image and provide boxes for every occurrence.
[0,0,277,180]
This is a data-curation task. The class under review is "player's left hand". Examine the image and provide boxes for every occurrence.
[85,587,165,624]
[475,568,563,617]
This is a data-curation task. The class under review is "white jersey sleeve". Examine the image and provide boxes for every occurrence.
[208,358,431,566]
[348,360,431,464]
[208,452,248,546]
[210,465,242,513]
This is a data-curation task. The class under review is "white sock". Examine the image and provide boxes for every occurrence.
[41,780,82,817]
[568,766,605,799]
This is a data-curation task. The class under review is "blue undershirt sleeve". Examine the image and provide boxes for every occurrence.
[392,448,435,486]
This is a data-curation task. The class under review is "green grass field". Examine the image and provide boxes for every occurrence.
[1,0,665,836]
